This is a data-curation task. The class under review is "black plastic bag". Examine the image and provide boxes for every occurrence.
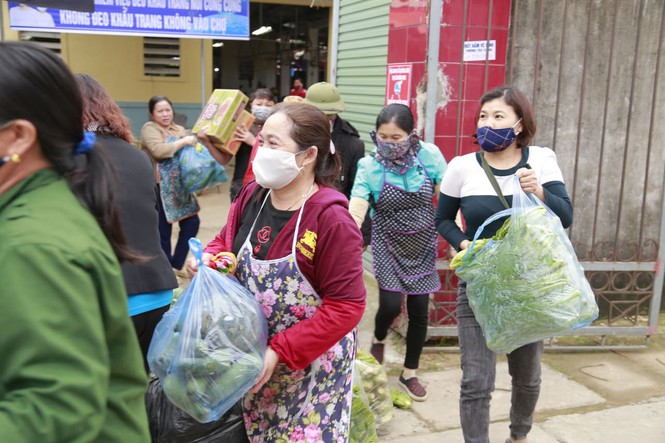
[146,377,248,443]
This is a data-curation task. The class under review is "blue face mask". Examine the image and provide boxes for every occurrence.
[476,119,522,152]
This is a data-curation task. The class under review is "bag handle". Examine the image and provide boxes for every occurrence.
[462,176,545,266]
[480,152,510,210]
[188,237,203,265]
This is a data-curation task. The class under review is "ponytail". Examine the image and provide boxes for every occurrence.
[65,142,139,262]
[0,42,137,262]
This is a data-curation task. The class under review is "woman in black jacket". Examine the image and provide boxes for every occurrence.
[75,74,178,372]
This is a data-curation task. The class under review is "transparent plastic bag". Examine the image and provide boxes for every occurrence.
[148,238,268,423]
[454,176,598,353]
[177,143,228,194]
[354,350,393,426]
[349,366,378,443]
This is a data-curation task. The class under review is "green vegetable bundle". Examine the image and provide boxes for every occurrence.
[349,386,378,443]
[354,350,394,426]
[148,239,268,423]
[452,181,598,353]
[391,388,413,410]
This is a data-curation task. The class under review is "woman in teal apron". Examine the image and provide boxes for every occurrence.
[189,103,367,442]
[349,104,448,401]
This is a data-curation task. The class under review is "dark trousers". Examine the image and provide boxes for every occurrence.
[131,304,171,374]
[457,283,543,442]
[374,289,429,369]
[157,196,200,270]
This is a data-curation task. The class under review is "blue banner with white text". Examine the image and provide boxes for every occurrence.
[8,0,249,40]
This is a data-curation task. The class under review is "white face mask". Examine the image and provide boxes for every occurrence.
[253,147,306,189]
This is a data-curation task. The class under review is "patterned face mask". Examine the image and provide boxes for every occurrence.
[370,130,421,174]
[476,119,522,152]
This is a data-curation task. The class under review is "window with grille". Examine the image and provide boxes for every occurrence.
[144,37,180,77]
[19,31,61,55]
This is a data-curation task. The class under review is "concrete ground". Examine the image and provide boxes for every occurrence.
[179,176,665,443]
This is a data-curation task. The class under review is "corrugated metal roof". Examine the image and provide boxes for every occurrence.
[336,0,390,150]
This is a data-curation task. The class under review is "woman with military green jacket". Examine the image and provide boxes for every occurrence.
[0,42,150,442]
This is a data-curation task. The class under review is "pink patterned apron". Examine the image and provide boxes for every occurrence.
[236,191,356,443]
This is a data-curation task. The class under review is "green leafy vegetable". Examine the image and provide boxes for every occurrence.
[349,386,378,443]
[391,388,412,409]
[454,206,598,353]
[354,350,393,426]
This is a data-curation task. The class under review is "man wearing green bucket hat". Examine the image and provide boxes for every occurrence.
[304,82,366,200]
[305,82,370,246]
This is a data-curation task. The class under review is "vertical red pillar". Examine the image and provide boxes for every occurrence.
[437,0,512,159]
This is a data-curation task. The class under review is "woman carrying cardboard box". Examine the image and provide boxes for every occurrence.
[141,96,200,277]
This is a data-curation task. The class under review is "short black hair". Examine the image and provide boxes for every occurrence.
[477,85,536,149]
[375,103,414,133]
[148,95,173,114]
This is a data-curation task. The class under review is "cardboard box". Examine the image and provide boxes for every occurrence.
[192,89,255,155]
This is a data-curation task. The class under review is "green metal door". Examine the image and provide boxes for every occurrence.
[336,0,391,150]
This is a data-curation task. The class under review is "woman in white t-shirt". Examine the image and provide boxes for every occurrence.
[435,85,573,443]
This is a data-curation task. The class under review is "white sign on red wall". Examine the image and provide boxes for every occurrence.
[386,63,412,105]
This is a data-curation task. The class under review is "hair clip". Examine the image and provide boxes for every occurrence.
[75,131,96,155]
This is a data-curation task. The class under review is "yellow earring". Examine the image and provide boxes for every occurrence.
[1,154,20,165]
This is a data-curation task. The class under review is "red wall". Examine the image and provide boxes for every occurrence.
[387,0,512,161]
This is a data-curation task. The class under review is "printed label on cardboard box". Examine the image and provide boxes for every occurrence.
[193,89,250,155]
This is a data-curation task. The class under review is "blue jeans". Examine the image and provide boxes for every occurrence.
[457,282,543,442]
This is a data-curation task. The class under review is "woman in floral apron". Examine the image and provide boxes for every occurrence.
[349,104,448,401]
[188,103,367,442]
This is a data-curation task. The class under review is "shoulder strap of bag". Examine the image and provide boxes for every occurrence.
[480,152,510,209]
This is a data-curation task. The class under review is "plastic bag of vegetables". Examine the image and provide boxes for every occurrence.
[148,238,268,423]
[177,142,228,194]
[354,350,393,426]
[349,367,378,443]
[451,176,598,354]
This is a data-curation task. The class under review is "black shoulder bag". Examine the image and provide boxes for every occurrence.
[479,152,510,210]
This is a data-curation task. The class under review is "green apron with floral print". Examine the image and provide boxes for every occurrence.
[236,191,356,443]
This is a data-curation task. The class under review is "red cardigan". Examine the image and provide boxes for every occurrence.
[205,182,366,370]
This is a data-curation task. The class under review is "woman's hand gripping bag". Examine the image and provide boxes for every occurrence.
[148,238,268,423]
[452,176,598,353]
[178,142,228,194]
